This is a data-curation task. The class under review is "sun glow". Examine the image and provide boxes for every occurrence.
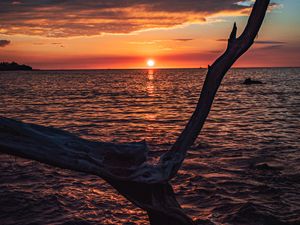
[147,59,155,67]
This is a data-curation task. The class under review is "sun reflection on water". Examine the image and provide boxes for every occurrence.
[146,69,155,96]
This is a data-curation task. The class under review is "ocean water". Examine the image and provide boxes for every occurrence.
[0,68,299,225]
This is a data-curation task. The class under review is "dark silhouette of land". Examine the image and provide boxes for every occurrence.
[0,62,32,71]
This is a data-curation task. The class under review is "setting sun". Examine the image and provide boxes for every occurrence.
[147,59,155,67]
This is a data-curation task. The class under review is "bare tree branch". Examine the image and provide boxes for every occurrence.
[0,117,194,224]
[159,0,270,179]
[0,117,149,180]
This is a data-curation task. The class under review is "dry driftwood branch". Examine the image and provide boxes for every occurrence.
[0,117,194,224]
[0,0,270,224]
[160,0,270,180]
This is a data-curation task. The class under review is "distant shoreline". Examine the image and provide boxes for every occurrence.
[16,67,300,71]
[0,62,32,71]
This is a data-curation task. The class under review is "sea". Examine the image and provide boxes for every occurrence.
[0,68,299,225]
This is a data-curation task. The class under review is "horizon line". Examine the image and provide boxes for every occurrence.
[32,66,300,71]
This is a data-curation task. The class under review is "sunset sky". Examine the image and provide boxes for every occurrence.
[0,0,299,69]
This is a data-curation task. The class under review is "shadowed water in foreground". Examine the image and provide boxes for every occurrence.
[0,68,299,224]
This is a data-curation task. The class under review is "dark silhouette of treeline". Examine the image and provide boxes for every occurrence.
[0,62,32,71]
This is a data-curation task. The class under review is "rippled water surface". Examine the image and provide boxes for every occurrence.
[0,68,299,225]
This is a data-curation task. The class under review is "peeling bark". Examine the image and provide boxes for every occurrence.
[0,1,270,224]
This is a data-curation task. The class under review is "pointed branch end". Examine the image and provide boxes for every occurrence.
[229,22,237,41]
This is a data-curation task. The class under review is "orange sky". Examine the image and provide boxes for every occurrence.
[0,0,299,69]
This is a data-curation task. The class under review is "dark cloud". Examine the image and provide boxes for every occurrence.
[208,50,223,54]
[173,39,194,42]
[254,41,285,44]
[33,42,64,47]
[259,44,284,50]
[0,0,254,37]
[0,39,11,47]
[217,39,285,45]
